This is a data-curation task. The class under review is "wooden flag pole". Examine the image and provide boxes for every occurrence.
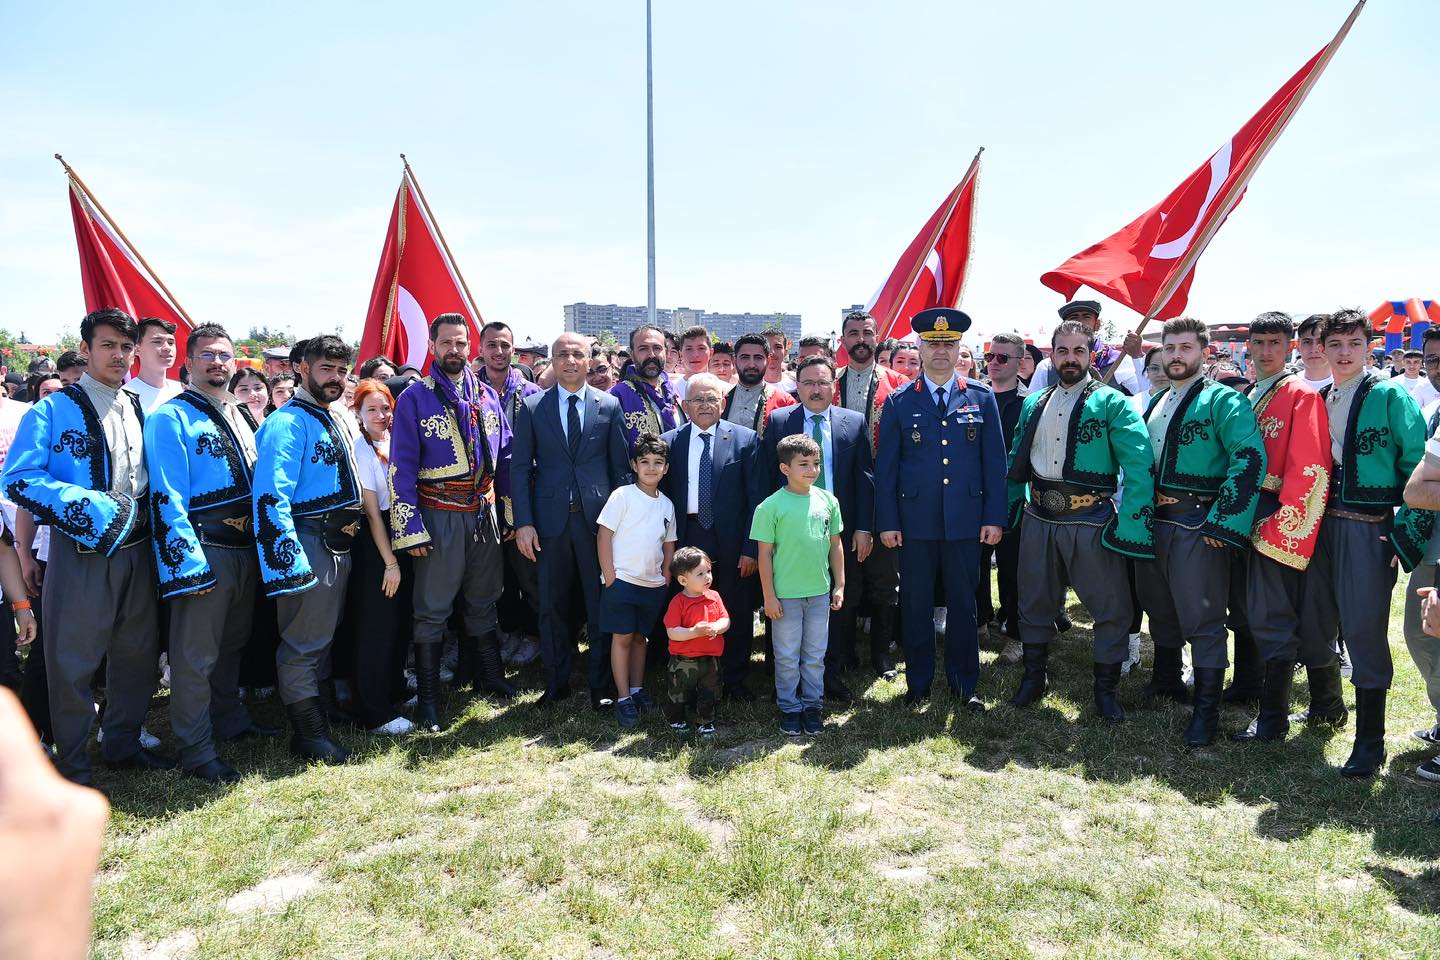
[1101,0,1365,384]
[878,146,983,340]
[54,153,195,325]
[398,154,486,326]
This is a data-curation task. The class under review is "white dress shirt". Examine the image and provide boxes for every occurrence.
[686,424,718,514]
[554,383,588,440]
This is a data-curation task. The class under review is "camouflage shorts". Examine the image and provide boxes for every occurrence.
[666,655,721,724]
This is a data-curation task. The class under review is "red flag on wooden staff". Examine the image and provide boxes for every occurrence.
[58,156,193,375]
[360,157,484,371]
[1040,0,1365,324]
[871,147,982,342]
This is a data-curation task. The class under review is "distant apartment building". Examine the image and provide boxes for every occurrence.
[563,303,801,346]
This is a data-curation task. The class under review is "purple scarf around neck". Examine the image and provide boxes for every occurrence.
[429,360,482,463]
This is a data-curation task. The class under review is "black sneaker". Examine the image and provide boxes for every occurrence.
[801,707,823,735]
[1418,757,1440,782]
[780,712,803,736]
[615,697,641,728]
[669,720,690,734]
[1414,725,1440,746]
[697,723,716,738]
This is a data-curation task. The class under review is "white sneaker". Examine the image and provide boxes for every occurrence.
[1121,633,1143,675]
[998,639,1023,665]
[158,652,171,690]
[370,716,415,735]
[139,726,161,749]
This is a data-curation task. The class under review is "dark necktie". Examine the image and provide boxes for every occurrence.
[1430,406,1440,437]
[810,414,827,490]
[566,394,582,457]
[935,386,947,413]
[698,432,714,529]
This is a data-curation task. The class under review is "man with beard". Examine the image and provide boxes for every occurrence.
[146,324,278,783]
[1005,321,1154,720]
[722,333,796,440]
[763,355,874,703]
[1030,301,1147,395]
[613,325,682,447]
[390,315,516,731]
[1228,312,1330,746]
[835,311,906,680]
[512,333,633,709]
[1296,310,1430,776]
[252,335,363,763]
[876,308,1006,710]
[1137,317,1265,747]
[3,309,164,785]
[478,321,544,659]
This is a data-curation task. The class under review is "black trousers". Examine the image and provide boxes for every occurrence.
[338,521,414,728]
[240,592,280,689]
[975,529,1019,630]
[680,520,754,688]
[536,509,609,692]
[499,540,540,638]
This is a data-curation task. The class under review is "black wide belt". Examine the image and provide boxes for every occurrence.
[1028,477,1112,517]
[1154,489,1214,518]
[192,506,254,549]
[296,508,364,553]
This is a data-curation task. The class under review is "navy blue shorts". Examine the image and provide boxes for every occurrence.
[600,579,669,634]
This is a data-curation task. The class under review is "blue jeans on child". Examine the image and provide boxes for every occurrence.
[772,594,830,713]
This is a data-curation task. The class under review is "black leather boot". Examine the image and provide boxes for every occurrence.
[1223,629,1264,704]
[1093,661,1124,722]
[1144,645,1190,704]
[453,633,479,690]
[870,606,898,680]
[474,632,518,700]
[319,678,353,725]
[1008,643,1049,707]
[1289,662,1348,727]
[413,643,443,732]
[1340,687,1387,778]
[1232,658,1294,743]
[1184,667,1225,746]
[286,697,350,764]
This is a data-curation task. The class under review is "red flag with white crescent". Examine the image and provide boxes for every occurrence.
[871,155,980,342]
[67,177,192,375]
[360,166,482,371]
[1040,2,1364,320]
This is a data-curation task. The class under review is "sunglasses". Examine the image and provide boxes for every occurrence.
[983,353,1016,363]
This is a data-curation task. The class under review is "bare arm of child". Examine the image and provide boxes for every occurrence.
[758,541,782,620]
[597,525,617,588]
[828,534,845,611]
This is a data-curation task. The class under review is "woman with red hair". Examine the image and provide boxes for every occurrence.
[337,378,415,735]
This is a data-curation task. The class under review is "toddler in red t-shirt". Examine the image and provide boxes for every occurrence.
[661,547,730,737]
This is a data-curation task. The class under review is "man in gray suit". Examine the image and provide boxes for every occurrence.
[511,333,633,709]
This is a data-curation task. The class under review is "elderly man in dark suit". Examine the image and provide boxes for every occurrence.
[511,332,633,709]
[661,373,765,699]
[763,354,875,704]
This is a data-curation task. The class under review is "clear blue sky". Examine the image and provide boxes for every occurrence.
[2,0,1435,348]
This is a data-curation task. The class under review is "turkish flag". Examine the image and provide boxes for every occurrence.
[1041,3,1362,320]
[360,167,482,371]
[68,180,191,375]
[871,153,981,342]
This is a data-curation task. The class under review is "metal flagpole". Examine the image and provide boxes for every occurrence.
[646,0,657,329]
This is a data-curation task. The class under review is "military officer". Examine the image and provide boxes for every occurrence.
[875,308,1007,710]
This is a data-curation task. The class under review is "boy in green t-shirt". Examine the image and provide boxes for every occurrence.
[749,434,845,736]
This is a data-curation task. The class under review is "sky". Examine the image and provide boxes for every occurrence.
[2,0,1436,349]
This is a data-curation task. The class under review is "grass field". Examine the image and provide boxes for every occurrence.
[92,588,1440,960]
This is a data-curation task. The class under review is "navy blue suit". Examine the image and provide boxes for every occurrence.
[511,386,632,694]
[875,375,1007,697]
[661,421,765,686]
[762,404,875,693]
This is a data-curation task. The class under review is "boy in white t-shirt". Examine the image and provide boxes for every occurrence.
[596,433,678,728]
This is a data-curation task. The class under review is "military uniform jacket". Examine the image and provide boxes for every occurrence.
[145,390,259,598]
[1006,380,1155,560]
[836,364,907,457]
[2,385,144,556]
[875,375,1007,540]
[388,376,511,552]
[251,392,360,597]
[1247,374,1329,572]
[1144,378,1266,551]
[1321,372,1431,571]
